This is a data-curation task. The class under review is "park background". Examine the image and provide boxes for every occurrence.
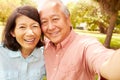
[0,0,120,80]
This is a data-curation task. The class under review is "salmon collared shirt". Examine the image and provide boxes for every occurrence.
[44,30,114,80]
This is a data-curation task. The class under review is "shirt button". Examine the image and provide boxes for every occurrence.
[56,54,59,57]
[54,68,57,71]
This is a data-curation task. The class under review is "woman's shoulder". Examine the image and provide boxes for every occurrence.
[0,43,4,49]
[0,43,8,57]
[0,43,14,53]
[32,46,44,55]
[36,46,44,53]
[0,42,3,46]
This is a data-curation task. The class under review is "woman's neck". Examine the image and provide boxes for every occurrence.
[20,48,34,58]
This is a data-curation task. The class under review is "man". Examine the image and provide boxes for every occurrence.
[38,0,120,80]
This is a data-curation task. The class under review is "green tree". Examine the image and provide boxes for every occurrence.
[0,0,37,24]
[20,0,37,7]
[95,0,120,48]
[0,0,20,24]
[67,1,98,29]
[67,0,108,32]
[68,0,120,48]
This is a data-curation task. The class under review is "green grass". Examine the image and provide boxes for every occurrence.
[74,29,120,49]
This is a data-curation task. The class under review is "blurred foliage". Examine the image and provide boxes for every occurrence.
[67,0,120,33]
[115,11,120,33]
[95,0,120,15]
[67,1,107,29]
[93,0,120,48]
[0,0,37,24]
[20,0,37,6]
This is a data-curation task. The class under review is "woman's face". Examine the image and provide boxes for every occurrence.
[11,15,41,51]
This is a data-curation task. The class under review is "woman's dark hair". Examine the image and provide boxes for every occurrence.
[2,5,43,51]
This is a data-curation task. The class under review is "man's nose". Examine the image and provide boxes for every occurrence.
[48,21,55,30]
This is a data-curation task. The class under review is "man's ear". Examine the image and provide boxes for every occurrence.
[67,16,72,26]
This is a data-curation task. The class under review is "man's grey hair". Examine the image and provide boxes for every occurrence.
[60,3,70,17]
[38,0,70,17]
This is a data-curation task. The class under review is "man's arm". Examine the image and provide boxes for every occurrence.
[100,49,120,80]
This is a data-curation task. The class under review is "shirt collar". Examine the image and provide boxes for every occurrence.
[9,50,21,58]
[30,48,43,58]
[27,47,44,63]
[0,44,21,58]
[8,47,43,58]
[60,30,76,48]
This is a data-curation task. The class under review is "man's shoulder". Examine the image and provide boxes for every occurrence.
[75,32,97,40]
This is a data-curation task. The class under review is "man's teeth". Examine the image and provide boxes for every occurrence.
[51,31,59,36]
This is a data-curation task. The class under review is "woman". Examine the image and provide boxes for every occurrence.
[0,5,45,80]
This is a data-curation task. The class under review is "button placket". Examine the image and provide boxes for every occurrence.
[20,60,28,80]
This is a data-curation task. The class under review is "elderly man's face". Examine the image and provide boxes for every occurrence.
[39,1,71,45]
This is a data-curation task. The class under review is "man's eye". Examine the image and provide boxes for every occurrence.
[53,18,59,21]
[41,21,48,25]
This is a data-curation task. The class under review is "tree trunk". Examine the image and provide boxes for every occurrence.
[98,21,107,34]
[103,12,118,48]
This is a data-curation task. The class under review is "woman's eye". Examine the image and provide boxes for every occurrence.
[32,25,39,28]
[32,24,40,27]
[33,26,38,27]
[19,26,25,29]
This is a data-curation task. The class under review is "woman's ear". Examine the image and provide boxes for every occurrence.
[10,31,15,37]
